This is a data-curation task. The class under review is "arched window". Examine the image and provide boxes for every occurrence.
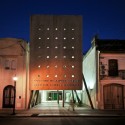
[3,85,14,108]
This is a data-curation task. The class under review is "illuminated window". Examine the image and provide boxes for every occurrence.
[47,37,50,40]
[55,28,58,30]
[72,65,75,68]
[38,28,41,30]
[46,46,50,49]
[72,46,75,49]
[72,37,74,40]
[47,65,49,68]
[72,56,75,58]
[63,65,66,68]
[38,56,41,58]
[55,75,57,77]
[64,28,66,30]
[64,75,66,78]
[72,75,75,78]
[47,75,49,77]
[47,28,50,30]
[55,46,58,49]
[63,46,66,49]
[72,28,75,30]
[55,37,58,40]
[38,46,41,49]
[38,65,41,68]
[64,37,66,40]
[55,65,58,68]
[55,56,58,58]
[38,37,41,39]
[63,56,66,58]
[47,56,49,58]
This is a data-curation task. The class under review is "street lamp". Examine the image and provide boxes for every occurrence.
[12,75,18,115]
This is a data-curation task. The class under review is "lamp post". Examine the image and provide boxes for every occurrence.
[12,76,18,115]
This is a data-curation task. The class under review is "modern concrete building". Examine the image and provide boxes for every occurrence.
[83,36,125,109]
[0,38,29,110]
[29,15,83,107]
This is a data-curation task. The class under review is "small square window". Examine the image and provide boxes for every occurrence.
[55,28,58,30]
[38,28,41,30]
[72,75,75,78]
[64,75,66,78]
[47,28,50,30]
[55,65,58,68]
[64,37,66,40]
[47,56,49,58]
[55,37,58,40]
[46,46,50,49]
[72,28,75,30]
[38,46,41,49]
[63,56,66,58]
[63,46,66,49]
[55,75,58,77]
[47,75,49,77]
[38,56,41,58]
[55,56,58,58]
[72,56,75,58]
[47,37,50,40]
[55,46,58,49]
[72,37,74,40]
[38,37,41,39]
[47,65,49,68]
[72,65,75,68]
[64,28,66,30]
[38,65,41,68]
[63,65,66,68]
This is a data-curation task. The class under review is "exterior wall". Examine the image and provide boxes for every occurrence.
[30,15,83,90]
[99,53,125,109]
[82,47,97,108]
[0,38,29,110]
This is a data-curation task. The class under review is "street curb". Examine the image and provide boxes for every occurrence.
[0,114,125,118]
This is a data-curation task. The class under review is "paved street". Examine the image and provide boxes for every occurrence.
[0,117,125,125]
[0,102,125,117]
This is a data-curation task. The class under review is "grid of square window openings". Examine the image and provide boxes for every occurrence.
[30,15,82,90]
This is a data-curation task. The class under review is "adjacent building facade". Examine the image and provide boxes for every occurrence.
[83,36,125,109]
[0,38,29,110]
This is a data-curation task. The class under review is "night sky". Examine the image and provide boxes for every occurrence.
[0,0,125,53]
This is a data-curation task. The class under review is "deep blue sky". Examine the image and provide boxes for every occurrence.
[0,0,125,53]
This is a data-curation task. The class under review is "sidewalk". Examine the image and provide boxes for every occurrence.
[0,102,125,117]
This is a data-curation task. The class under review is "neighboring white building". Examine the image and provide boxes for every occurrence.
[83,36,125,110]
[0,38,29,110]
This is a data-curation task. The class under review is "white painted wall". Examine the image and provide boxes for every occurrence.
[82,47,97,108]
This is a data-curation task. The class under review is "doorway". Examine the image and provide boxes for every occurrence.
[103,84,124,109]
[3,85,14,108]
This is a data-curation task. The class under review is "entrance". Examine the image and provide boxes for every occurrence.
[3,85,14,108]
[47,91,62,101]
[103,84,124,109]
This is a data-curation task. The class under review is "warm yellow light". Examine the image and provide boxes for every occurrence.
[13,76,18,81]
